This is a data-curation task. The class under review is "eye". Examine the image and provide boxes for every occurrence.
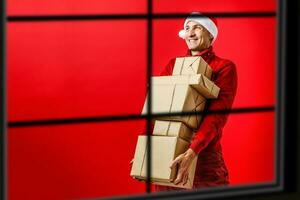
[195,26,204,31]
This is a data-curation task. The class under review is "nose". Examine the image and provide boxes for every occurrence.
[186,29,196,38]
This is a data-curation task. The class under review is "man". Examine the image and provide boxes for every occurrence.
[156,12,238,191]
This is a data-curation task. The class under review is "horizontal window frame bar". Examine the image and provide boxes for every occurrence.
[8,106,275,128]
[7,12,276,22]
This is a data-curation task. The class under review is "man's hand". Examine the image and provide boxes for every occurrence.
[170,148,197,185]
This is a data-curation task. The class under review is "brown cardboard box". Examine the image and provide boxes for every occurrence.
[153,120,194,142]
[151,74,220,99]
[173,56,212,79]
[142,84,206,129]
[130,136,147,179]
[130,135,198,189]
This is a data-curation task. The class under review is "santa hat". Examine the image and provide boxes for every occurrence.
[178,12,218,44]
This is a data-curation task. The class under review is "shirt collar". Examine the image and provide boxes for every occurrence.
[186,46,215,62]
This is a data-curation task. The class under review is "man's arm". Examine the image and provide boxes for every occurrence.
[190,62,238,154]
[171,61,238,185]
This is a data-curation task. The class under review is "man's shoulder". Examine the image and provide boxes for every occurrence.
[213,55,235,66]
[212,55,236,72]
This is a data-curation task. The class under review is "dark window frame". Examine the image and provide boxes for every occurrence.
[2,0,299,199]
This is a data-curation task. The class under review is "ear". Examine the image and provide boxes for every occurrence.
[209,34,214,43]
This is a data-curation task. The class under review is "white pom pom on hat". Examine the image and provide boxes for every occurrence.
[178,12,218,44]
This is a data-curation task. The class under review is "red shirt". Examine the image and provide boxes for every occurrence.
[156,46,238,190]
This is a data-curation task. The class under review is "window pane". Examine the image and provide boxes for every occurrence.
[153,0,276,13]
[8,0,147,15]
[8,120,147,200]
[8,20,147,121]
[222,112,275,185]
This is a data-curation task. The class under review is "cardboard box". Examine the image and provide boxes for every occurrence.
[130,135,198,189]
[173,56,212,79]
[153,120,194,142]
[142,84,206,129]
[151,74,220,99]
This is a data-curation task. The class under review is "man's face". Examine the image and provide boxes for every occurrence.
[184,21,213,53]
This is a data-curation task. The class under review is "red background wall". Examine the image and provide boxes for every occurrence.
[7,0,276,199]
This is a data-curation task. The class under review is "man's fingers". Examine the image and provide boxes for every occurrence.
[174,170,183,184]
[170,154,183,169]
[170,168,183,183]
[182,173,189,185]
[174,176,182,185]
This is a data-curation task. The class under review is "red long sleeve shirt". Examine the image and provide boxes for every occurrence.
[157,46,238,189]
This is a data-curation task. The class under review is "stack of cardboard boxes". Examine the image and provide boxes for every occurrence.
[130,56,220,189]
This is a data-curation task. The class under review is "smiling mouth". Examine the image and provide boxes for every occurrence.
[189,39,198,43]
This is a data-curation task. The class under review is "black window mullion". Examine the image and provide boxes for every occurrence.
[146,0,153,194]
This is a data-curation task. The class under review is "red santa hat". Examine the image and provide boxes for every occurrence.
[179,12,218,44]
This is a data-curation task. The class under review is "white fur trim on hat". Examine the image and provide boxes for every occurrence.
[178,12,218,44]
